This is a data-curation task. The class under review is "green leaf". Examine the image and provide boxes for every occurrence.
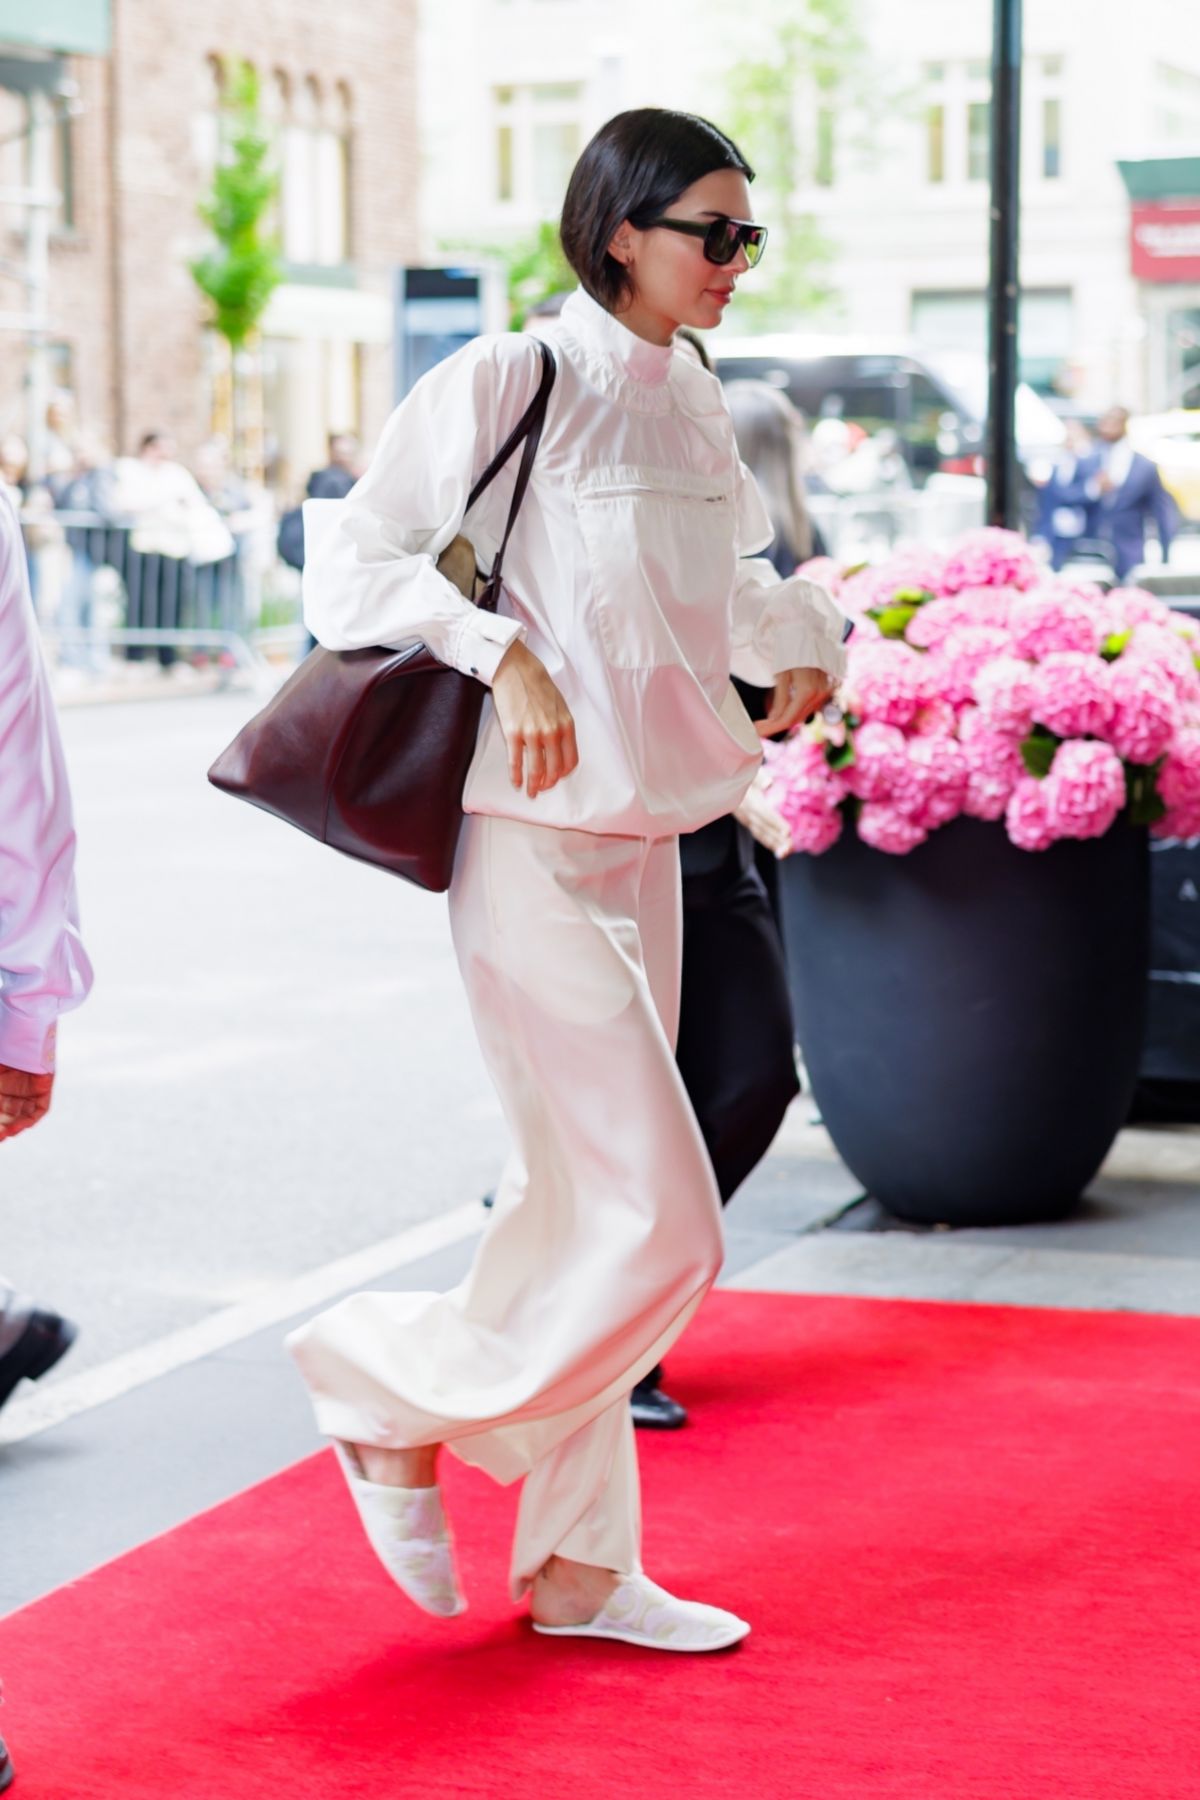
[1020,730,1059,779]
[840,561,869,579]
[1101,629,1133,661]
[869,603,919,639]
[827,741,856,772]
[1125,762,1168,827]
[892,587,935,605]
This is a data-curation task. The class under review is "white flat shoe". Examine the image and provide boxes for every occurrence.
[531,1574,749,1652]
[333,1442,466,1619]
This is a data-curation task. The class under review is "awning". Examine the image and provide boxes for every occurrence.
[260,282,392,346]
[0,0,110,56]
[1117,155,1200,203]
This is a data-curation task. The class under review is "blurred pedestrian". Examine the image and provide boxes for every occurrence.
[285,106,846,1651]
[0,487,92,1409]
[1032,418,1102,571]
[112,431,232,665]
[723,377,825,568]
[1092,405,1177,581]
[278,433,365,650]
[48,429,118,671]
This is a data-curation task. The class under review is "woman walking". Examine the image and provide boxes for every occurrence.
[287,108,847,1652]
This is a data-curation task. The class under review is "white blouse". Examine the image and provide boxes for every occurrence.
[302,286,848,839]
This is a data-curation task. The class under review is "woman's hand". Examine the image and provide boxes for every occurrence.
[734,775,792,859]
[757,667,837,739]
[0,1066,53,1143]
[491,640,580,799]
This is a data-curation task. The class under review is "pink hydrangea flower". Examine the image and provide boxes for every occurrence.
[784,798,845,854]
[844,639,929,729]
[1029,652,1114,740]
[838,547,948,619]
[1122,624,1200,706]
[1153,805,1200,842]
[1009,592,1103,659]
[1158,724,1200,813]
[1107,657,1179,765]
[892,734,968,830]
[1005,777,1056,852]
[972,655,1037,735]
[904,597,977,651]
[939,583,1022,629]
[931,625,1015,707]
[858,802,929,855]
[762,734,846,855]
[909,698,959,737]
[1042,740,1127,840]
[1107,586,1175,628]
[960,722,1025,821]
[843,721,909,802]
[940,528,1040,595]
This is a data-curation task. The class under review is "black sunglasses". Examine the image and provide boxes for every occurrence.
[644,215,768,268]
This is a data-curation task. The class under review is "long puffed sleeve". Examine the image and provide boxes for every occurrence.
[729,460,849,687]
[301,334,548,685]
[0,490,93,1073]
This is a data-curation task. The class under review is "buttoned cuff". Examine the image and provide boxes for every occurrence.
[452,610,527,686]
[0,1009,57,1075]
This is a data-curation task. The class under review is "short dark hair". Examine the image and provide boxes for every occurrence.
[559,108,754,313]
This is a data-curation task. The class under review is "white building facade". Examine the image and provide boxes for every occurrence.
[417,0,1200,414]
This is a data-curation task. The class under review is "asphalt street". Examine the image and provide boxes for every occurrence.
[3,691,513,1377]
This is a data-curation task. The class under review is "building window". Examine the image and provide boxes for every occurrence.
[0,83,74,235]
[911,287,1074,399]
[278,74,350,267]
[1041,97,1061,179]
[925,104,945,183]
[493,82,582,212]
[966,100,990,182]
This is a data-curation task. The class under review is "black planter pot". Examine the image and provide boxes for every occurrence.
[779,817,1150,1226]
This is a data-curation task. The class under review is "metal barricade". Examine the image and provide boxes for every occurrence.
[21,509,281,681]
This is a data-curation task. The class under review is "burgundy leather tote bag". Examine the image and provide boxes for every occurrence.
[208,340,555,891]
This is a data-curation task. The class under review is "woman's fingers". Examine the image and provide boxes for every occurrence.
[508,732,525,790]
[540,731,563,794]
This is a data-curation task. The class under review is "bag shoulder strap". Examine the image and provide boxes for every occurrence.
[467,339,556,612]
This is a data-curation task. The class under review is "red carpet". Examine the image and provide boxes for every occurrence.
[3,1290,1200,1799]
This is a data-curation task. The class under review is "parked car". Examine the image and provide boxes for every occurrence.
[1127,410,1200,525]
[713,335,1065,487]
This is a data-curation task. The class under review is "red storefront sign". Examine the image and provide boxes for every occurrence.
[1130,203,1200,282]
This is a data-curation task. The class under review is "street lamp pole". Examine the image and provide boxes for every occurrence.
[986,0,1022,528]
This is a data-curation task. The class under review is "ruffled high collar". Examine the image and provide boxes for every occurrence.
[560,287,675,389]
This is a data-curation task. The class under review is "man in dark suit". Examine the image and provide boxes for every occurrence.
[1092,406,1177,581]
[1032,422,1103,571]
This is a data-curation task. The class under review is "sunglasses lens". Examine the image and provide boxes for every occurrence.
[705,220,741,265]
[704,221,766,267]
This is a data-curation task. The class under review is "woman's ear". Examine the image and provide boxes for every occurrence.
[607,221,634,267]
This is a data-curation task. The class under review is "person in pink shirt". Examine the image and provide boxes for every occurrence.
[0,483,93,1415]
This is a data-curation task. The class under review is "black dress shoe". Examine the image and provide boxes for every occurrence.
[0,1731,13,1791]
[630,1373,688,1431]
[0,1308,78,1414]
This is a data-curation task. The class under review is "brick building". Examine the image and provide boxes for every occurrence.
[0,0,420,492]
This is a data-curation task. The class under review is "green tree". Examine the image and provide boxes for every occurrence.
[190,63,282,471]
[440,220,573,331]
[723,0,870,331]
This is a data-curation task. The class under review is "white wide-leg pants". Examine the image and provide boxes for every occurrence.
[286,813,724,1598]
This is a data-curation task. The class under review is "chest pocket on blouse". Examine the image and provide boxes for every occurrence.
[573,465,737,676]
